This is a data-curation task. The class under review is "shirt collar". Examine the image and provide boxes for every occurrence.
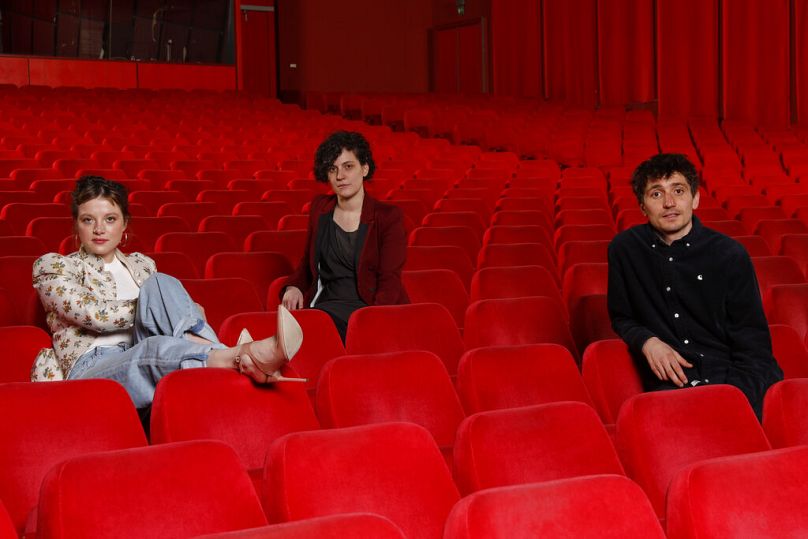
[645,215,703,249]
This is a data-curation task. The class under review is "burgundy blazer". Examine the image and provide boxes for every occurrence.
[283,193,409,306]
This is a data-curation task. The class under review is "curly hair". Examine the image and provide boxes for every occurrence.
[313,131,376,183]
[71,176,130,222]
[631,153,699,204]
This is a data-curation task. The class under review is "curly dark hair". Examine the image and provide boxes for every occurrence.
[71,176,130,222]
[631,153,699,204]
[313,130,376,183]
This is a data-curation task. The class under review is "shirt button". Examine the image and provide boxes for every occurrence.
[668,257,674,262]
[674,313,680,318]
[686,243,690,247]
[684,339,690,344]
[666,286,671,292]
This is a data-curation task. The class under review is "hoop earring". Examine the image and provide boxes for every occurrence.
[73,234,80,250]
[120,232,129,248]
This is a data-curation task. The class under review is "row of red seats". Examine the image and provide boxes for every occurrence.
[1,368,807,538]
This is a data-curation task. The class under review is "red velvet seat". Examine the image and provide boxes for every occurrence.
[219,309,345,396]
[0,380,147,537]
[481,224,552,248]
[456,343,592,414]
[763,378,808,448]
[233,201,294,229]
[128,190,187,215]
[180,277,262,333]
[0,255,46,328]
[316,351,465,464]
[421,211,486,240]
[199,215,269,246]
[0,236,47,257]
[0,325,52,383]
[37,440,266,539]
[243,229,307,264]
[561,262,608,312]
[756,218,808,253]
[151,369,319,488]
[766,284,808,346]
[616,384,771,518]
[264,422,460,539]
[557,239,610,277]
[444,475,664,539]
[277,214,309,231]
[469,264,563,308]
[155,231,234,276]
[463,296,578,358]
[195,514,406,539]
[408,225,481,264]
[0,203,66,234]
[24,216,73,252]
[346,303,464,375]
[666,446,808,539]
[0,500,14,539]
[769,323,808,378]
[752,256,805,308]
[453,402,623,494]
[779,233,808,277]
[581,339,644,424]
[157,201,219,230]
[404,245,473,290]
[554,224,616,249]
[118,215,188,252]
[476,243,557,278]
[401,269,468,328]
[489,209,553,228]
[143,251,200,279]
[205,251,293,309]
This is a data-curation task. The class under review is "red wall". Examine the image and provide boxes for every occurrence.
[277,0,433,95]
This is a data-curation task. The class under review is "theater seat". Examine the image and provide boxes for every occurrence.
[769,324,808,378]
[0,500,14,539]
[453,402,624,495]
[36,440,266,539]
[401,269,468,328]
[666,446,808,539]
[346,303,465,375]
[218,309,345,397]
[154,231,234,276]
[264,423,460,539]
[444,475,665,539]
[463,297,578,358]
[205,252,293,309]
[194,514,406,539]
[616,384,771,518]
[404,245,474,290]
[0,325,52,383]
[0,255,47,328]
[456,344,592,414]
[763,378,808,448]
[581,339,644,424]
[316,351,465,464]
[766,284,808,346]
[469,265,563,308]
[0,380,147,537]
[151,369,319,490]
[180,278,262,333]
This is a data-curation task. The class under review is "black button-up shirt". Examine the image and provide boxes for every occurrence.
[607,216,783,414]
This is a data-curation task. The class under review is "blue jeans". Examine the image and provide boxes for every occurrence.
[68,273,226,408]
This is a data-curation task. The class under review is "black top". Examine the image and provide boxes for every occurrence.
[313,215,367,339]
[607,216,783,415]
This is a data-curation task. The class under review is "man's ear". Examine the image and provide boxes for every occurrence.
[692,189,700,210]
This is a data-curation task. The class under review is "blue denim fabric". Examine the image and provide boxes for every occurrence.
[68,273,226,408]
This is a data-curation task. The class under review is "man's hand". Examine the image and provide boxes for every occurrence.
[641,337,693,387]
[281,286,304,310]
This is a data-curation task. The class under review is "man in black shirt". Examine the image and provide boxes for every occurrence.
[607,153,782,417]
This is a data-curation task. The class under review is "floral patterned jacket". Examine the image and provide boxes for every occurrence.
[31,249,156,381]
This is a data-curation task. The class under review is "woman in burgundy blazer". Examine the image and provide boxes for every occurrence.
[281,131,409,339]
